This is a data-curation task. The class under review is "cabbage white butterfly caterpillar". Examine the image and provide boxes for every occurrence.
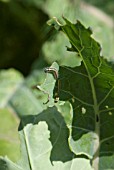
[44,67,59,103]
[44,67,59,80]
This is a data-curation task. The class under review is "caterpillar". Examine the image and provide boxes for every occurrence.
[44,67,59,80]
[44,67,59,103]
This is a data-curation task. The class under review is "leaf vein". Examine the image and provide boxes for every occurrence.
[60,89,93,107]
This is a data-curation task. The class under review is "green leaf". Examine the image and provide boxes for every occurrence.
[0,118,93,170]
[0,69,23,108]
[0,69,45,117]
[36,62,59,106]
[43,0,114,60]
[0,109,20,162]
[0,68,47,159]
[19,107,74,163]
[51,17,114,169]
[42,32,81,67]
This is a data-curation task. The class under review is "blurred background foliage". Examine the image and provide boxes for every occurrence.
[0,0,114,162]
[0,0,114,75]
[83,0,114,17]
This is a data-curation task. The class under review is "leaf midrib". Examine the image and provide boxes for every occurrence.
[23,128,33,170]
[80,52,100,170]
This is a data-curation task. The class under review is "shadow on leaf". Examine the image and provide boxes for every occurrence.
[19,106,75,162]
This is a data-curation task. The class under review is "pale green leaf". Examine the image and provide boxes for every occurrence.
[0,69,45,116]
[0,121,93,170]
[0,69,23,108]
[0,69,46,159]
[43,0,114,61]
[42,32,81,67]
[0,109,20,161]
[36,62,59,106]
